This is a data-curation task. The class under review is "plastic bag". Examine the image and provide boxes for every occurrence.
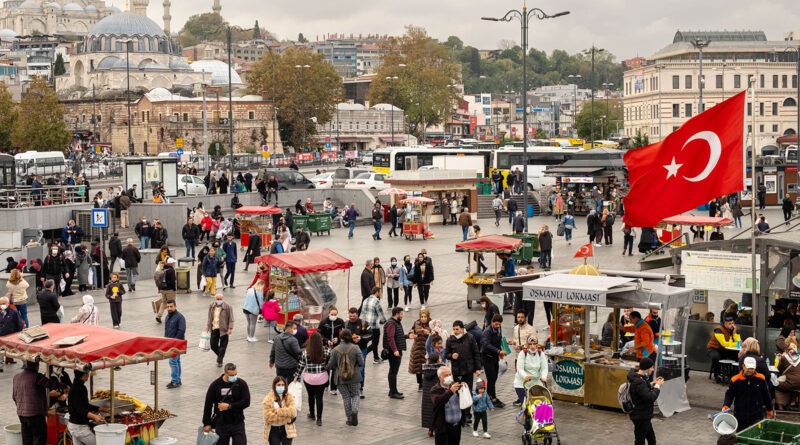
[288,381,303,413]
[199,331,211,352]
[196,426,219,445]
[501,336,512,355]
[119,258,125,270]
[87,268,94,286]
[458,384,473,410]
[498,358,508,375]
[57,305,65,322]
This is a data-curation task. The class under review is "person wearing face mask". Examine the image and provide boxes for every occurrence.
[430,366,464,444]
[270,320,303,382]
[513,336,549,406]
[480,314,507,408]
[628,358,664,445]
[385,257,401,310]
[42,244,65,296]
[319,306,345,395]
[206,293,234,368]
[203,363,251,444]
[262,376,297,444]
[0,296,24,341]
[399,255,414,312]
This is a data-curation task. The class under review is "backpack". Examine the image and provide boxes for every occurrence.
[606,213,615,226]
[338,345,357,381]
[154,265,167,289]
[618,381,635,413]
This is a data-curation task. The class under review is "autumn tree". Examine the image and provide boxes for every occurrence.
[368,26,462,141]
[575,98,623,141]
[12,77,70,151]
[0,84,17,152]
[247,47,341,151]
[178,13,254,47]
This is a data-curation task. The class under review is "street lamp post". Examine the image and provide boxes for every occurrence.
[691,38,710,113]
[602,82,613,138]
[227,27,234,178]
[568,74,581,136]
[295,64,310,151]
[483,5,569,232]
[583,46,605,147]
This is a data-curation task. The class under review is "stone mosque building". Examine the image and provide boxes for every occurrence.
[0,0,126,37]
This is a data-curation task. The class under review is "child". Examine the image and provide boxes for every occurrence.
[261,290,281,343]
[426,334,447,365]
[105,272,126,329]
[202,247,220,296]
[472,379,494,438]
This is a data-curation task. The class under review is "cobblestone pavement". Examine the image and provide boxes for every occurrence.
[1,207,789,445]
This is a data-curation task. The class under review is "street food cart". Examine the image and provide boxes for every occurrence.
[255,248,352,329]
[237,205,281,248]
[400,196,436,240]
[657,215,733,246]
[513,271,692,416]
[0,324,186,444]
[455,235,522,310]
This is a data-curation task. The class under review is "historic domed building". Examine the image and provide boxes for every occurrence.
[0,0,125,36]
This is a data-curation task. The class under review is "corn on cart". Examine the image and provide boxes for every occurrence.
[255,248,353,329]
[455,234,522,310]
[0,324,187,444]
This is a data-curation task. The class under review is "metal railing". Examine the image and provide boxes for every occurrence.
[0,185,90,208]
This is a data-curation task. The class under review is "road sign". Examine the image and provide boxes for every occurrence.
[176,137,184,148]
[325,143,331,149]
[91,208,108,228]
[176,148,184,156]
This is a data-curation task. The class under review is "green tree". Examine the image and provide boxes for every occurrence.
[12,77,70,151]
[534,128,547,139]
[210,140,226,157]
[574,98,623,141]
[367,26,462,141]
[247,47,342,151]
[253,20,261,40]
[0,84,17,151]
[53,53,66,76]
[297,33,308,43]
[178,13,227,47]
[630,130,650,148]
[443,36,463,51]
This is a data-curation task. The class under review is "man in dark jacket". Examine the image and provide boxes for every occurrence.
[512,211,525,234]
[346,307,372,397]
[360,259,375,300]
[67,369,104,443]
[155,258,177,323]
[121,238,141,291]
[269,320,303,381]
[151,220,168,249]
[0,297,24,336]
[384,307,415,399]
[182,216,201,258]
[164,300,186,388]
[202,363,251,444]
[37,279,60,324]
[783,195,794,221]
[371,203,383,240]
[507,197,518,224]
[13,361,64,444]
[294,227,310,251]
[108,232,122,273]
[222,233,238,289]
[243,229,262,272]
[480,314,507,408]
[446,319,482,422]
[628,357,664,445]
[723,356,774,432]
[430,366,463,444]
[42,246,65,295]
[387,204,398,237]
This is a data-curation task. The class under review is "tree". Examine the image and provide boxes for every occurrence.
[12,77,70,151]
[53,53,66,76]
[574,98,623,141]
[0,84,17,152]
[443,36,463,51]
[247,47,341,151]
[297,33,308,43]
[630,130,650,148]
[178,13,227,47]
[253,20,261,40]
[367,26,462,141]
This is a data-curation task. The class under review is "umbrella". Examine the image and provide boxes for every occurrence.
[235,205,283,215]
[379,187,408,196]
[400,196,436,205]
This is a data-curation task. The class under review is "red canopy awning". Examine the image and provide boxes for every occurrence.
[660,215,733,227]
[235,205,282,215]
[255,248,353,274]
[776,134,797,145]
[0,324,187,369]
[455,234,523,253]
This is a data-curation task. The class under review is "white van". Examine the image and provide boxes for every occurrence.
[15,151,67,183]
[511,164,556,191]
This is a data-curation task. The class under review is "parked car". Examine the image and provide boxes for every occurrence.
[258,170,316,190]
[344,172,388,190]
[310,172,335,189]
[361,151,374,165]
[177,174,207,196]
[80,163,109,179]
[333,167,369,187]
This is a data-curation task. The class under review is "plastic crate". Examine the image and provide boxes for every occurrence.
[737,420,800,445]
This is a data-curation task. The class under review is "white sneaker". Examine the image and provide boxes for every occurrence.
[247,337,258,343]
[268,339,274,344]
[472,431,479,437]
[482,432,491,439]
[404,306,410,312]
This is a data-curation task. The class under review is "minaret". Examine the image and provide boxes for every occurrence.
[162,0,171,35]
[212,0,220,15]
[131,0,148,15]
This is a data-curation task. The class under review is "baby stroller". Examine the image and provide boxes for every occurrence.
[519,384,560,445]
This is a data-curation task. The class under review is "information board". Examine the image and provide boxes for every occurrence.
[681,250,760,293]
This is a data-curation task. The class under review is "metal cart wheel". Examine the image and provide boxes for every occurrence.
[467,298,473,309]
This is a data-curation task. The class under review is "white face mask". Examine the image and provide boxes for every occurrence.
[443,376,454,386]
[329,315,338,321]
[0,304,7,311]
[454,333,463,339]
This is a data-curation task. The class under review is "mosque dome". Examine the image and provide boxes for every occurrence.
[84,4,97,12]
[168,59,192,70]
[0,29,18,39]
[18,0,41,9]
[90,12,166,38]
[63,2,83,11]
[190,59,243,85]
[44,2,61,9]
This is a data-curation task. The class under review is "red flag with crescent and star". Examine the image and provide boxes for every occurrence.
[622,91,746,228]
[573,242,594,258]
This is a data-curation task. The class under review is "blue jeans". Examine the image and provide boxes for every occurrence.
[462,225,469,241]
[348,219,356,238]
[373,220,382,239]
[169,355,181,384]
[17,303,28,328]
[225,261,235,286]
[594,199,602,213]
[184,239,196,258]
[360,348,368,390]
[565,228,573,242]
[139,236,150,249]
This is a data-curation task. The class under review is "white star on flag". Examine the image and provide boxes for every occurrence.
[663,157,683,179]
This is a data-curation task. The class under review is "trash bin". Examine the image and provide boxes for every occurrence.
[506,233,540,264]
[150,437,179,445]
[527,204,535,217]
[4,424,21,445]
[307,213,332,235]
[176,267,191,293]
[292,215,309,232]
[95,423,128,445]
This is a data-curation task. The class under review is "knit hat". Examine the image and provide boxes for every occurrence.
[639,357,654,371]
[475,379,485,390]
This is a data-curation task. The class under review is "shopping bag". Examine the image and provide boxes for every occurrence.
[501,336,512,355]
[196,426,219,445]
[199,331,211,352]
[288,381,303,413]
[57,305,65,322]
[458,384,473,410]
[498,358,508,375]
[59,278,67,293]
[151,298,163,314]
[87,268,94,286]
[118,258,125,270]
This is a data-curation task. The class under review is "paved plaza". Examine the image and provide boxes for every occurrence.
[1,207,790,445]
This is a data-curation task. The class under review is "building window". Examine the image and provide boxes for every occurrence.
[759,74,764,89]
[773,75,779,88]
[773,124,779,132]
[747,102,752,116]
[772,102,778,116]
[783,75,788,88]
[673,126,679,132]
[685,103,692,117]
[685,75,692,89]
[672,103,680,117]
[759,124,764,133]
[734,74,741,89]
[248,111,254,120]
[794,75,798,89]
[716,75,723,89]
[182,113,188,122]
[672,75,679,89]
[748,125,752,133]
[759,102,764,116]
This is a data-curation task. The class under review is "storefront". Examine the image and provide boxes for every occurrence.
[544,148,627,215]
[387,170,480,224]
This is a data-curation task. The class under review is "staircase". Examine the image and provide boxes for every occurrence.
[477,193,541,221]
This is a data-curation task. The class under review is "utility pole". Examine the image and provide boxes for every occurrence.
[227,27,234,178]
[691,38,711,113]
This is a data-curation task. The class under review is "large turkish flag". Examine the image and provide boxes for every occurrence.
[623,91,746,228]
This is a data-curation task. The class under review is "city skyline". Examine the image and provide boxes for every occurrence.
[134,0,800,59]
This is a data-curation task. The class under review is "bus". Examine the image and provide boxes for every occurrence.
[491,146,581,191]
[372,147,493,177]
[14,151,67,184]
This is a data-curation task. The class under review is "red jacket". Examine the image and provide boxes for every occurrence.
[200,216,213,231]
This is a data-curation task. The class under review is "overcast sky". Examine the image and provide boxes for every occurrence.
[135,0,800,61]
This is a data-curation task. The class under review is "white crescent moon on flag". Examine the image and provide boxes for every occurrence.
[580,246,589,255]
[681,131,722,183]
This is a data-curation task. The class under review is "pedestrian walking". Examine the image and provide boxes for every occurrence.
[75,245,91,292]
[345,204,359,239]
[372,202,383,240]
[203,363,251,445]
[327,329,364,426]
[471,380,494,438]
[222,233,237,289]
[385,257,401,309]
[413,252,434,307]
[104,272,125,329]
[42,245,65,296]
[262,376,297,444]
[492,195,503,227]
[480,314,507,408]
[622,224,636,257]
[243,228,262,272]
[507,197,518,224]
[108,232,122,273]
[121,238,140,291]
[360,286,387,364]
[269,320,303,381]
[182,217,201,258]
[628,357,664,445]
[421,353,446,437]
[164,300,185,389]
[206,293,234,367]
[155,258,177,323]
[294,331,330,426]
[400,255,414,312]
[408,309,433,394]
[319,306,345,395]
[5,269,30,327]
[372,257,386,299]
[538,225,553,270]
[261,290,280,343]
[458,207,473,241]
[602,209,615,245]
[243,280,266,342]
[37,279,60,324]
[345,307,372,398]
[384,307,416,399]
[202,247,221,296]
[388,204,399,237]
[563,210,576,245]
[360,259,375,300]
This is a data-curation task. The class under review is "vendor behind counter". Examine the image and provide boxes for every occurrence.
[707,315,742,382]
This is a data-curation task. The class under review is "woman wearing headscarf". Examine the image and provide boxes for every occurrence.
[408,309,431,391]
[71,295,98,325]
[513,335,549,405]
[420,352,446,437]
[777,326,797,354]
[776,338,800,409]
[61,250,76,297]
[425,319,450,364]
[75,245,91,292]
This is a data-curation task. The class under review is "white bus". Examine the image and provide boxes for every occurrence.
[14,151,67,183]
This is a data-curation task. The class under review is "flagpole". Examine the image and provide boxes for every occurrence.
[749,80,758,330]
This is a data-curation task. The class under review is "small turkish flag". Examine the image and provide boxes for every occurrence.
[573,242,594,258]
[623,91,746,228]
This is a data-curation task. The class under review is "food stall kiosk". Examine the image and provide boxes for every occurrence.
[400,196,436,240]
[657,215,733,246]
[0,324,186,444]
[255,248,353,329]
[237,205,281,248]
[455,235,522,310]
[516,271,693,417]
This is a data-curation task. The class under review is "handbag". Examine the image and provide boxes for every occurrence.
[151,298,163,314]
[303,371,329,386]
[458,384,473,410]
[199,331,211,352]
[288,381,303,413]
[196,426,219,445]
[380,348,390,361]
